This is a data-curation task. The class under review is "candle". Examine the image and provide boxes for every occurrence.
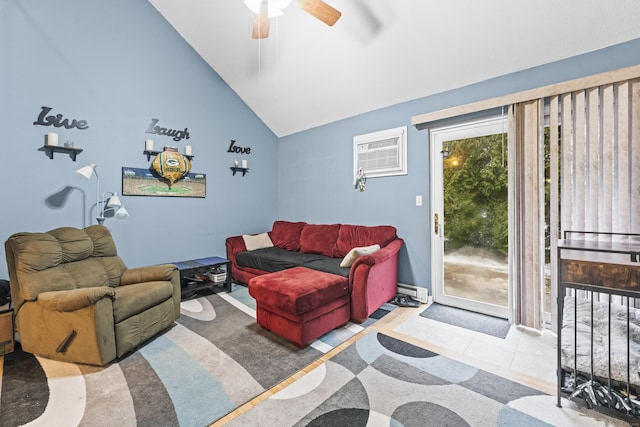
[145,140,154,151]
[46,133,59,146]
[241,159,248,169]
[184,145,192,155]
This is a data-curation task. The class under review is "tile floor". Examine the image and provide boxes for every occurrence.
[387,303,634,426]
[393,309,557,390]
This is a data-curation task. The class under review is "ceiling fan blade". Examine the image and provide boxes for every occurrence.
[296,0,341,26]
[252,13,270,39]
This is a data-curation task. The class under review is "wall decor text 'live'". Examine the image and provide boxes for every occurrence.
[33,106,89,130]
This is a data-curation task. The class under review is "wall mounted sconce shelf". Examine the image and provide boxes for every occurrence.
[143,150,194,162]
[39,145,83,161]
[230,167,249,177]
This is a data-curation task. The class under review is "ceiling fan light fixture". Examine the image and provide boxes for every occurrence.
[267,4,284,17]
[244,0,261,14]
[248,0,341,39]
[245,0,289,17]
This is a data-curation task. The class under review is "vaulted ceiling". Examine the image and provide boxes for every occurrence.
[149,0,640,137]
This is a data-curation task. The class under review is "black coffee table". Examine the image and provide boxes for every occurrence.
[172,256,232,299]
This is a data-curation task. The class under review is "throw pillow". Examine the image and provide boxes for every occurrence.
[339,244,381,267]
[271,220,306,251]
[299,224,340,257]
[334,224,397,257]
[242,232,274,251]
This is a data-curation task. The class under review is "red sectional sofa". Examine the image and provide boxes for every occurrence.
[225,221,404,324]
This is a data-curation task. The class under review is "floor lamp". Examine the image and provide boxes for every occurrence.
[75,163,130,225]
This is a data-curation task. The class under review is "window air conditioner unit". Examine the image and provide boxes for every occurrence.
[354,126,407,179]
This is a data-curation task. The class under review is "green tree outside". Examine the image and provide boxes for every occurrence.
[443,133,509,257]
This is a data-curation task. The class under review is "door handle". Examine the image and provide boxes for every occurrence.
[434,213,439,235]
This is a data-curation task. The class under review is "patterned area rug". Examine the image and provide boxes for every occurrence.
[0,287,394,426]
[225,331,603,426]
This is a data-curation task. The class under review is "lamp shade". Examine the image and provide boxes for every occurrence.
[75,163,97,180]
[114,206,129,221]
[107,193,122,208]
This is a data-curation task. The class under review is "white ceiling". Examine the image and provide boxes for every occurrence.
[149,0,640,137]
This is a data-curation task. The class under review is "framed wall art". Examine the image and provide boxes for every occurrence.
[122,167,206,198]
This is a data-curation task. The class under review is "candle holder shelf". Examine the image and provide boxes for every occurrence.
[39,145,83,161]
[230,167,249,176]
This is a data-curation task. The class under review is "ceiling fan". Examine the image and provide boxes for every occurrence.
[244,0,342,39]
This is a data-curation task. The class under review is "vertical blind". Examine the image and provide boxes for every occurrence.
[515,77,640,329]
[510,101,544,329]
[556,79,640,234]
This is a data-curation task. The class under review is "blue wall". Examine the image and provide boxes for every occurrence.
[0,0,278,279]
[2,0,639,293]
[278,38,640,289]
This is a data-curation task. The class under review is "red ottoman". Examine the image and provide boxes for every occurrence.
[248,267,351,348]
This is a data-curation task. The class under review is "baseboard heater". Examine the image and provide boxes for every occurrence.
[396,283,429,303]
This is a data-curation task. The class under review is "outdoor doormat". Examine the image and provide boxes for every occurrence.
[420,303,511,339]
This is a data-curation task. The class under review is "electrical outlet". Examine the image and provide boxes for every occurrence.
[416,195,423,206]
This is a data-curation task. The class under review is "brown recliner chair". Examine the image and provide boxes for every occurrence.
[4,225,180,365]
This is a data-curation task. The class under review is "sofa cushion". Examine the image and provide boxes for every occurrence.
[8,228,127,300]
[271,220,306,251]
[334,224,397,257]
[249,267,349,315]
[304,257,350,277]
[48,227,95,263]
[237,247,326,273]
[112,281,174,323]
[300,224,340,257]
[85,224,120,257]
[242,232,274,251]
[339,244,381,267]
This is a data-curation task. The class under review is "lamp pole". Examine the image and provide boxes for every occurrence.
[94,169,104,225]
[76,163,128,225]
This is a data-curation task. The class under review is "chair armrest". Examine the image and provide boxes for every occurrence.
[349,238,404,322]
[225,235,247,260]
[38,287,116,312]
[120,264,178,286]
[226,235,248,281]
[349,239,404,272]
